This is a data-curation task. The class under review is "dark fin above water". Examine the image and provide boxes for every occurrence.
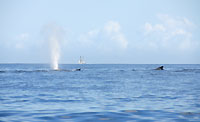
[75,68,81,71]
[71,68,81,71]
[155,66,164,70]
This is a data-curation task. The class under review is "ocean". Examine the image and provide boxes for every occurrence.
[0,64,200,122]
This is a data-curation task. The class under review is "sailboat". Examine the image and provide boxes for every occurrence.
[78,56,86,64]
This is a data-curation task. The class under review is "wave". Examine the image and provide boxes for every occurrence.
[1,109,199,122]
[174,69,200,73]
[34,110,200,121]
[1,68,200,74]
[0,69,81,73]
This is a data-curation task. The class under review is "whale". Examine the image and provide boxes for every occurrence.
[155,66,164,70]
[53,68,81,72]
[74,68,81,71]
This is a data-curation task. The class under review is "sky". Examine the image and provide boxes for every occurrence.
[0,0,200,64]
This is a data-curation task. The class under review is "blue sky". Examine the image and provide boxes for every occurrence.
[0,0,200,64]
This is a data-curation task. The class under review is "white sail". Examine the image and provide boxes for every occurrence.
[78,56,86,64]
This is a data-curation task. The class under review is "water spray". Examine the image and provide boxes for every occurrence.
[43,24,64,70]
[49,36,60,70]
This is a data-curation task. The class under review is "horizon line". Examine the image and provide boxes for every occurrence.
[0,63,199,65]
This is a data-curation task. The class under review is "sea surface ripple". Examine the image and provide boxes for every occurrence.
[0,64,200,122]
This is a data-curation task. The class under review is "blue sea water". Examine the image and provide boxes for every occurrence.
[0,64,200,122]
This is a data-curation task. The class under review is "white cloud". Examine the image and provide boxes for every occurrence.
[110,33,128,49]
[104,21,121,34]
[88,29,99,37]
[104,21,128,49]
[79,20,128,50]
[144,23,165,33]
[144,23,153,32]
[15,43,24,49]
[79,29,100,47]
[143,14,198,51]
[154,24,166,32]
[17,33,29,40]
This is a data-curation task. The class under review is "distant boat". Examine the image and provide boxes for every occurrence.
[78,56,86,64]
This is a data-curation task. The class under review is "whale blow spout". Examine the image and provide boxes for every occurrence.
[50,36,60,70]
[43,24,65,70]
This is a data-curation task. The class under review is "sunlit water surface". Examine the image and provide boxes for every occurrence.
[0,64,200,122]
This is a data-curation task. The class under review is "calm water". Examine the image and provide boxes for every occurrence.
[0,64,200,122]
